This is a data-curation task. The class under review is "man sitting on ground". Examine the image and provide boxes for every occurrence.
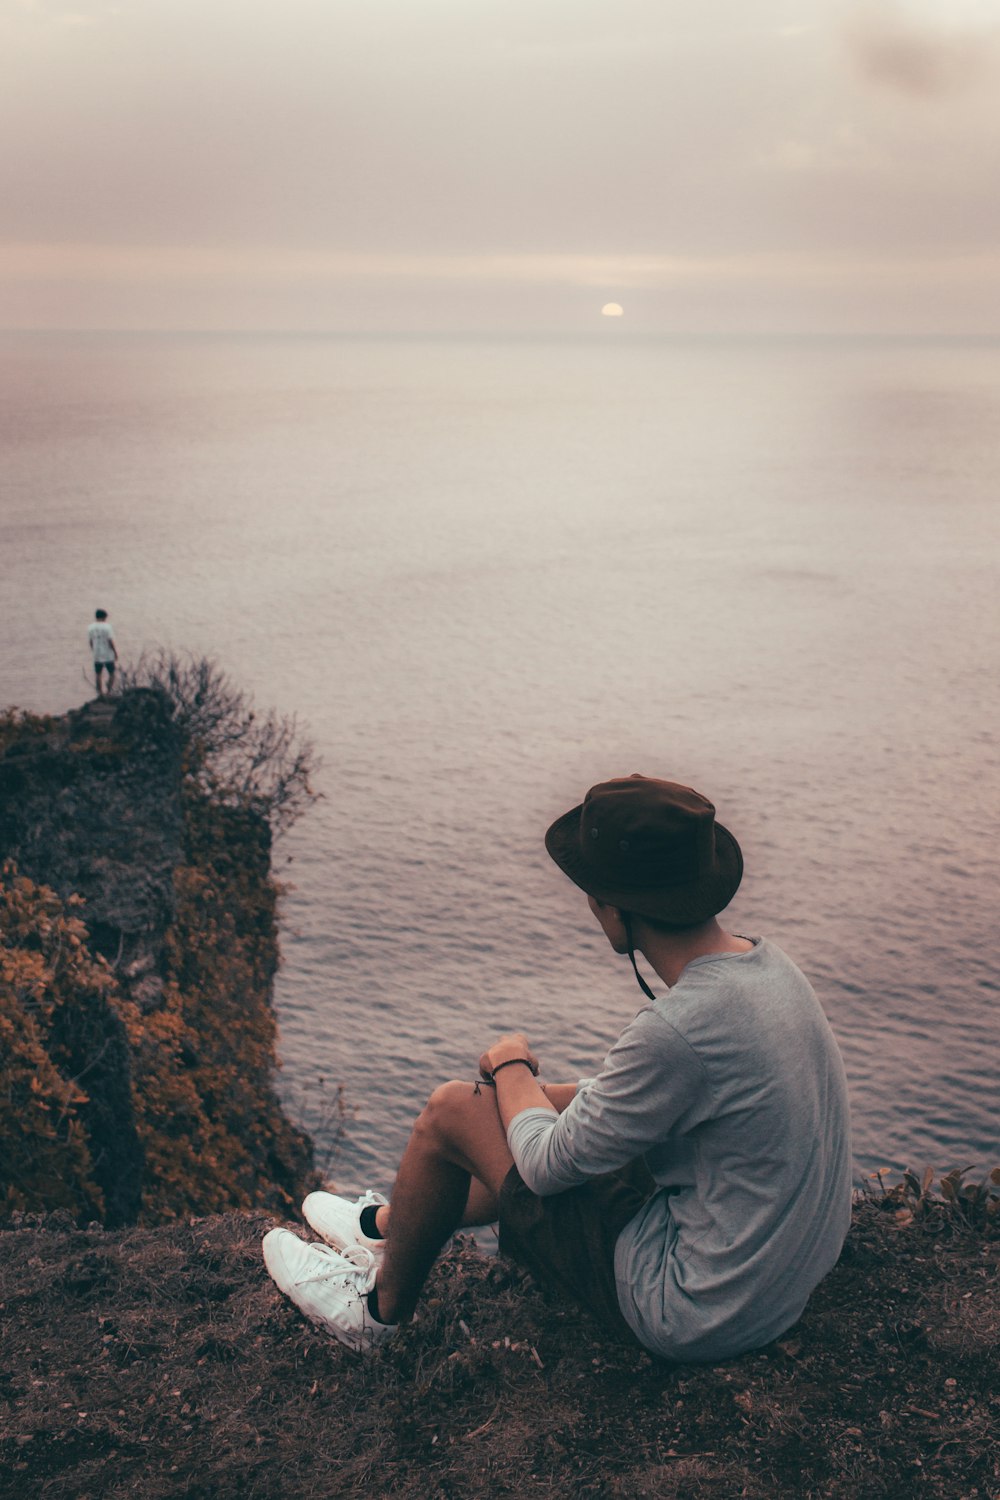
[263,774,852,1363]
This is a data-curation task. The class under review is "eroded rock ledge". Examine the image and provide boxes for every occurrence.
[0,691,315,1228]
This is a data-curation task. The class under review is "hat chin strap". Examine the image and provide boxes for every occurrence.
[621,912,656,1001]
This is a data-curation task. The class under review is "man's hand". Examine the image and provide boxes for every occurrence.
[478,1032,553,1133]
[479,1032,540,1080]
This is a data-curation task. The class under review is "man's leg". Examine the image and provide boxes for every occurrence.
[94,663,103,697]
[373,1081,517,1325]
[369,1080,579,1239]
[369,1080,575,1227]
[460,1176,500,1228]
[106,662,116,694]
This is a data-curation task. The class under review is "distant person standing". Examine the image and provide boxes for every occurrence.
[87,609,118,697]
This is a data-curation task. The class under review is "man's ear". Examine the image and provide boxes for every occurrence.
[605,905,629,950]
[588,896,629,952]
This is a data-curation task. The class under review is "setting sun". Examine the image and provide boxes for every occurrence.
[601,302,624,317]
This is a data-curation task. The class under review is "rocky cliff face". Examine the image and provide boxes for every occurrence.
[0,690,315,1227]
[0,691,185,978]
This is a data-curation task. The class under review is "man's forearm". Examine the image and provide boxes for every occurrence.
[493,1061,556,1133]
[540,1081,577,1114]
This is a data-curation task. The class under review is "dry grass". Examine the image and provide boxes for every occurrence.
[1,1198,997,1499]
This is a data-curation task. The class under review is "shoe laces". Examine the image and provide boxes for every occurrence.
[294,1241,377,1289]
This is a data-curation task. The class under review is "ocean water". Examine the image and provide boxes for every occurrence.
[2,330,998,1193]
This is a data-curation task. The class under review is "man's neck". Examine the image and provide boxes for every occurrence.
[639,919,754,989]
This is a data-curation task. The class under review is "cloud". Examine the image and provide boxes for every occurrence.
[4,1,1000,332]
[8,0,120,20]
[7,240,1000,289]
[846,2,999,98]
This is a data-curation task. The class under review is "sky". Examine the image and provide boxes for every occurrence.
[2,0,1000,334]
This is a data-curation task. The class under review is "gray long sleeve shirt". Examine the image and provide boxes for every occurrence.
[506,939,852,1362]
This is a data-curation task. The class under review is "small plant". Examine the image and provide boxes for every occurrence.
[861,1164,1000,1238]
[0,708,55,755]
[280,1076,355,1180]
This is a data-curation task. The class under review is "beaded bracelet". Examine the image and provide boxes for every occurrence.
[489,1056,538,1080]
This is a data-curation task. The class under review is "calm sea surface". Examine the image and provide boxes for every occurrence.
[2,331,997,1192]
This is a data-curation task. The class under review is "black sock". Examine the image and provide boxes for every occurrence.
[367,1284,387,1324]
[359,1204,384,1239]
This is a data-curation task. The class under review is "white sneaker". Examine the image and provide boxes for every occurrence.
[261,1229,396,1352]
[302,1189,389,1263]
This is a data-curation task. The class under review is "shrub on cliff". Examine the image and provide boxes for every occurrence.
[119,653,317,836]
[132,794,316,1222]
[0,707,56,756]
[0,867,109,1222]
[0,851,312,1229]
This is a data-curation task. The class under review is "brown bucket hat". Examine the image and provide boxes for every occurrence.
[545,774,743,926]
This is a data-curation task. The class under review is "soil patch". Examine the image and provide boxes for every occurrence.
[1,1199,996,1499]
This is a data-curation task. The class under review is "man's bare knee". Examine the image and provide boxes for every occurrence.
[419,1080,503,1158]
[419,1079,490,1149]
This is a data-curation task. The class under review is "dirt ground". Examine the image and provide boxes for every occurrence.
[1,1197,996,1500]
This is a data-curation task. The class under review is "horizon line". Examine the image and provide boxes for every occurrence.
[4,327,1000,344]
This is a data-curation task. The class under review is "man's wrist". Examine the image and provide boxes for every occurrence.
[489,1057,535,1080]
[488,1041,530,1071]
